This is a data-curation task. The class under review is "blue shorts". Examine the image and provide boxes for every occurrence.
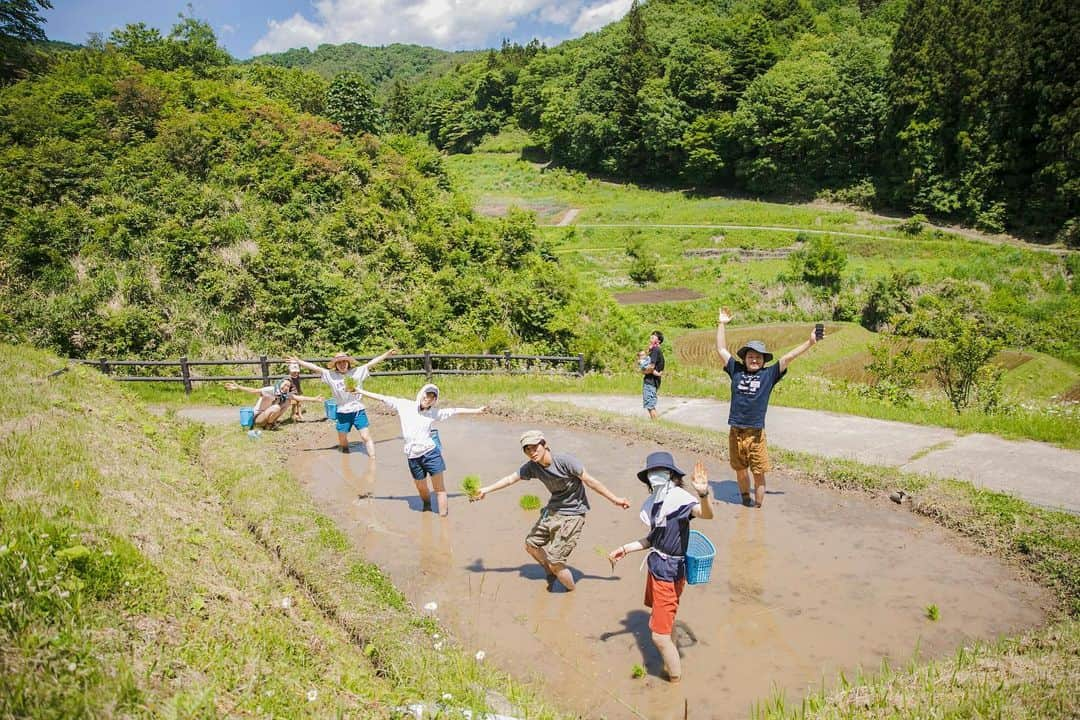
[642,382,658,410]
[335,409,370,433]
[408,447,446,480]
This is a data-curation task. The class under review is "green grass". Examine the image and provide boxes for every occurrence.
[0,345,565,719]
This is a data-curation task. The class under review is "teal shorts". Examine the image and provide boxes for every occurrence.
[335,409,369,433]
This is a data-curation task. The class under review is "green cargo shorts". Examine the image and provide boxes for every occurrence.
[525,512,586,565]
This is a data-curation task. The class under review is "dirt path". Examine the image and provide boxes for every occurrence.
[556,208,580,226]
[535,394,1080,514]
[285,414,1048,720]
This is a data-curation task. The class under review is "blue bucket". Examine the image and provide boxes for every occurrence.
[430,428,442,450]
[239,407,255,429]
[685,530,716,585]
[324,399,337,421]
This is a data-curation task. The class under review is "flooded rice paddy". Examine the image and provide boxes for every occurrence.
[289,415,1049,719]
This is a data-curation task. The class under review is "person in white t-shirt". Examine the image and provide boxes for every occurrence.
[225,378,321,429]
[290,350,395,456]
[358,383,485,516]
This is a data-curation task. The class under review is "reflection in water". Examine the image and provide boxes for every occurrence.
[419,511,452,578]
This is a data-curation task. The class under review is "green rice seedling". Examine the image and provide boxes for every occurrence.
[343,375,358,393]
[519,494,542,511]
[926,603,940,621]
[461,475,481,500]
[631,664,646,679]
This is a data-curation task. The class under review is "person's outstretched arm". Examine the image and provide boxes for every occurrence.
[289,393,323,403]
[356,388,395,404]
[224,382,264,395]
[474,472,522,501]
[438,405,487,420]
[363,348,397,371]
[779,328,819,372]
[688,461,714,519]
[288,356,323,373]
[580,470,631,509]
[608,537,652,566]
[716,307,734,364]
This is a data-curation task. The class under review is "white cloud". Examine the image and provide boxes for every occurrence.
[570,0,633,34]
[250,0,634,55]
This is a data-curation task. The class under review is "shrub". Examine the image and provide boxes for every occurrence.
[926,314,1002,413]
[864,338,926,406]
[789,235,846,295]
[629,254,659,285]
[898,213,928,236]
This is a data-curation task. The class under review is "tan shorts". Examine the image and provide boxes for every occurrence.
[729,427,771,474]
[525,512,586,565]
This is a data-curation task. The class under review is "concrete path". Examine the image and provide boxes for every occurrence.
[534,394,1080,514]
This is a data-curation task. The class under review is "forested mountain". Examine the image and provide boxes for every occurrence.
[393,0,1077,242]
[0,23,632,363]
[248,42,478,89]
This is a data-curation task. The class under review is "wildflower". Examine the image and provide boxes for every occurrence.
[475,650,486,662]
[281,597,293,609]
[58,590,70,599]
[433,641,443,651]
[67,662,76,672]
[432,633,440,640]
[306,689,318,702]
[103,550,113,557]
[442,693,453,701]
[423,601,438,612]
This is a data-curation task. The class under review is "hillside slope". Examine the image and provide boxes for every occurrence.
[0,344,565,718]
[0,47,633,365]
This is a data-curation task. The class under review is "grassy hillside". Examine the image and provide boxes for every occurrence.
[0,344,564,718]
[247,43,476,89]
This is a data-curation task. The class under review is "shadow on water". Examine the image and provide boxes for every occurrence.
[465,558,619,585]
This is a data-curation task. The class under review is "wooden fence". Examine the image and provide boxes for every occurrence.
[78,352,587,394]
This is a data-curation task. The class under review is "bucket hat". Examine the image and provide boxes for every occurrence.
[736,340,773,363]
[636,451,686,486]
[327,352,357,369]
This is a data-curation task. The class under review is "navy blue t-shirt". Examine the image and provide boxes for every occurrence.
[643,346,664,387]
[724,356,786,428]
[646,506,694,581]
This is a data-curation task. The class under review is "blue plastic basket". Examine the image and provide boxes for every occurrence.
[324,399,337,421]
[685,530,716,585]
[239,407,255,429]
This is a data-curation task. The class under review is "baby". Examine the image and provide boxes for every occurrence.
[636,350,653,372]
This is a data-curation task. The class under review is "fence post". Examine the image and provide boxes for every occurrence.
[179,356,192,395]
[98,357,110,376]
[260,355,270,386]
[423,350,433,380]
[577,354,585,377]
[503,350,512,373]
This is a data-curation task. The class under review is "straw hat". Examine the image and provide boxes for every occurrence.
[327,352,358,369]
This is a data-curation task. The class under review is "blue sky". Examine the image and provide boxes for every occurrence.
[43,1,633,59]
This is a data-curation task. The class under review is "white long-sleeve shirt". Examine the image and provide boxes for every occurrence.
[364,386,468,458]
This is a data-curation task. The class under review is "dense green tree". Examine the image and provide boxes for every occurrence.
[883,0,1079,238]
[325,71,382,135]
[0,0,51,82]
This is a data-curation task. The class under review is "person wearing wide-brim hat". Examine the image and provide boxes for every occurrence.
[608,451,713,683]
[289,349,397,455]
[473,430,631,592]
[715,307,821,508]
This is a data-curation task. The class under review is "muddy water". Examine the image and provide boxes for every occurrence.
[290,416,1049,720]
